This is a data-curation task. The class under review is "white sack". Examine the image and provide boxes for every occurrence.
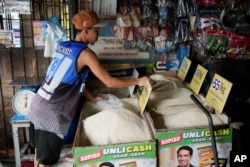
[147,74,188,108]
[147,74,227,130]
[152,107,227,130]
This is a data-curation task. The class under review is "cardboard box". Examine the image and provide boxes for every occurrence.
[156,127,232,167]
[146,72,232,167]
[73,140,156,167]
[73,97,157,167]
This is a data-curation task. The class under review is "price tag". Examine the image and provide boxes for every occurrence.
[190,64,208,94]
[177,57,192,81]
[205,73,233,113]
[128,68,139,97]
[138,80,152,115]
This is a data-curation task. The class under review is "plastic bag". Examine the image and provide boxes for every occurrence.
[44,15,67,57]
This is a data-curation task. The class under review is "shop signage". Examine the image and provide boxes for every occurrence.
[5,0,31,14]
[177,56,192,81]
[205,73,232,113]
[74,141,156,167]
[156,127,232,167]
[33,21,47,47]
[138,79,152,114]
[190,64,208,94]
[88,37,150,62]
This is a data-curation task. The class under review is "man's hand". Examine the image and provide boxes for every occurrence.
[92,93,108,101]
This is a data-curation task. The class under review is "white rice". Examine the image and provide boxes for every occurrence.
[83,107,153,146]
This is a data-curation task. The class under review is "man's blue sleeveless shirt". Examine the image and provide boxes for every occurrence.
[27,41,89,135]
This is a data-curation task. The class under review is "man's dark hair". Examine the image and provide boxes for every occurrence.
[99,162,115,167]
[177,145,193,156]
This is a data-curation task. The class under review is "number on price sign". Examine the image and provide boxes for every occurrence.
[205,73,233,113]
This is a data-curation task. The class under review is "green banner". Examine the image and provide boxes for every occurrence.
[156,128,232,148]
[74,141,156,166]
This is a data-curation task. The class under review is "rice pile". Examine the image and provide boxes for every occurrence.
[147,74,228,130]
[82,96,153,146]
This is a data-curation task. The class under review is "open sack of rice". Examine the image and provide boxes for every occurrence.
[86,79,131,99]
[147,74,229,130]
[81,94,154,146]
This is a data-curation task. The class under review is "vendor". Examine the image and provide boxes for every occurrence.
[27,9,149,167]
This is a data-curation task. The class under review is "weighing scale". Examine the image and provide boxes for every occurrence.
[12,87,37,116]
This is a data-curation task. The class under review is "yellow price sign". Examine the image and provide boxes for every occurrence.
[138,80,152,114]
[205,73,233,113]
[177,57,192,81]
[190,64,208,94]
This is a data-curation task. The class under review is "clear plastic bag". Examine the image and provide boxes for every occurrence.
[44,15,67,57]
